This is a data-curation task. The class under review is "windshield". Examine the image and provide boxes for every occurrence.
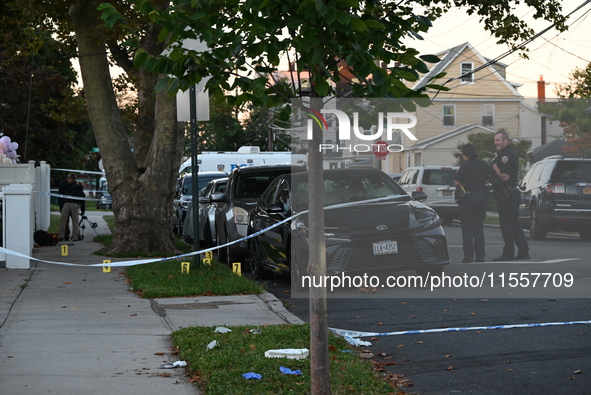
[292,171,407,211]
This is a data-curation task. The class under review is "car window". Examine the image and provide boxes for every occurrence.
[398,170,412,185]
[260,178,280,207]
[552,161,591,180]
[422,169,456,185]
[276,180,291,212]
[235,174,280,198]
[293,172,405,209]
[528,163,544,186]
[214,181,227,193]
[411,170,419,184]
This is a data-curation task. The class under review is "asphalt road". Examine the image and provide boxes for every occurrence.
[255,223,591,394]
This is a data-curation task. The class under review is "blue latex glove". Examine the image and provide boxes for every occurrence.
[280,366,302,375]
[242,372,262,380]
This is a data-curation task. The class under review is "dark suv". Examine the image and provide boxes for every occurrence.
[518,156,591,240]
[210,163,305,266]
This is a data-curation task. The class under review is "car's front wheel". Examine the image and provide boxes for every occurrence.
[249,239,272,280]
[530,206,547,240]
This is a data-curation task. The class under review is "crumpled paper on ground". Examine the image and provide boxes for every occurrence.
[159,360,187,369]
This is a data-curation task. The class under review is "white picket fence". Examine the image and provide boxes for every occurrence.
[0,161,51,269]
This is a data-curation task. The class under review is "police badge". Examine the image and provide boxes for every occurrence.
[501,155,508,164]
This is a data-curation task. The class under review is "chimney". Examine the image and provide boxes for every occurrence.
[537,75,546,103]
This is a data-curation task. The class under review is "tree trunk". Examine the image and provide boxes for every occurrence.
[308,98,331,394]
[70,1,183,254]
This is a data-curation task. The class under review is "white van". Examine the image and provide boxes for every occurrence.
[179,146,306,175]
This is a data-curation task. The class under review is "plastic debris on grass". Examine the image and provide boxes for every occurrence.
[280,366,302,375]
[264,348,309,359]
[242,372,262,380]
[214,326,232,333]
[344,336,372,347]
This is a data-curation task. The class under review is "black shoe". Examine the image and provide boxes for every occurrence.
[514,253,530,260]
[475,257,485,262]
[492,255,514,262]
[461,258,474,263]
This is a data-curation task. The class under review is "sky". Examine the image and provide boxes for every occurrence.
[404,0,591,99]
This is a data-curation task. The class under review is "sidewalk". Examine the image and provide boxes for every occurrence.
[0,212,303,394]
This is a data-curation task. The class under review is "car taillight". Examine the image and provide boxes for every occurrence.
[416,186,423,192]
[546,183,565,193]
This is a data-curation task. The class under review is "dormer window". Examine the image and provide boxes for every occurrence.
[460,62,474,84]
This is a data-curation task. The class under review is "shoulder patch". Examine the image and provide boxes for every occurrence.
[501,155,509,164]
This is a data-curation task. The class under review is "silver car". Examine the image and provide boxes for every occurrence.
[182,177,228,246]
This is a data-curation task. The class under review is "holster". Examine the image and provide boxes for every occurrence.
[493,185,511,202]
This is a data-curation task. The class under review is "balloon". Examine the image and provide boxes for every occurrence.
[0,136,11,146]
[0,142,4,152]
[7,150,16,159]
[8,142,18,151]
[0,154,5,160]
[2,158,12,164]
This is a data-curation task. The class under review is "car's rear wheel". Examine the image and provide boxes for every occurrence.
[249,239,272,280]
[530,206,546,240]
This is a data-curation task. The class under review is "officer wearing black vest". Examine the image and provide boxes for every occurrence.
[454,144,490,263]
[490,131,530,261]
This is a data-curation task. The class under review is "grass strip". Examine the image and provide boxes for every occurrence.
[172,323,396,394]
[125,260,263,298]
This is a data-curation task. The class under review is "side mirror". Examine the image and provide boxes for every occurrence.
[210,192,226,203]
[412,191,428,202]
[198,196,209,204]
[267,204,284,214]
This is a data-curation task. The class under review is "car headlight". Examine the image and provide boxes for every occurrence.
[233,207,249,225]
[412,206,441,231]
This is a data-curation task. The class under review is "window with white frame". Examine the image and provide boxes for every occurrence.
[481,104,494,126]
[443,104,455,127]
[460,62,474,84]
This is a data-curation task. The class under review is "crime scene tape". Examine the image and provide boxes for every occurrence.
[36,190,105,203]
[12,194,410,268]
[329,320,591,338]
[52,168,105,175]
[0,211,297,268]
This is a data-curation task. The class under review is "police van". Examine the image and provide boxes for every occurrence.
[179,146,306,175]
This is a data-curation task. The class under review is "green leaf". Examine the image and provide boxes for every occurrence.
[349,17,368,32]
[419,54,441,64]
[154,77,171,93]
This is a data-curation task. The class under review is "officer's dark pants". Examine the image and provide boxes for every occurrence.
[496,187,529,257]
[458,192,487,260]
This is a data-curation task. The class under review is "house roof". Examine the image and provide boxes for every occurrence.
[409,124,497,150]
[413,42,522,97]
[531,139,573,162]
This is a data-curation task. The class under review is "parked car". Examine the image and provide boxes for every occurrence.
[397,165,459,224]
[182,177,228,246]
[247,168,449,285]
[518,156,591,240]
[97,190,112,209]
[210,163,306,266]
[174,171,227,235]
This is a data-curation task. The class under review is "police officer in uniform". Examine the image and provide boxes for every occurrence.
[454,144,490,263]
[490,131,530,261]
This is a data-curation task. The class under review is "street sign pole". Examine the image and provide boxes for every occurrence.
[189,84,200,262]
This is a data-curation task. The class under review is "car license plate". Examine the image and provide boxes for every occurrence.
[373,240,397,255]
[584,187,591,195]
[442,190,453,197]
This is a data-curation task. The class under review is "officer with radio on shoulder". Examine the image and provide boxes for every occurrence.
[490,131,530,261]
[454,144,490,263]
